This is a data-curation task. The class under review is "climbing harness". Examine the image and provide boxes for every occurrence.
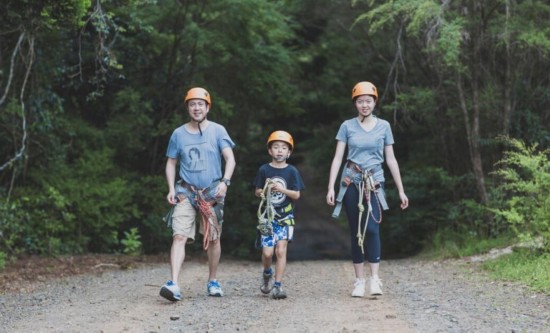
[356,169,383,254]
[332,161,388,253]
[257,178,278,236]
[170,179,223,250]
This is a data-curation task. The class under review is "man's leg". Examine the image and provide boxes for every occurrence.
[160,235,187,302]
[160,198,196,301]
[170,235,187,282]
[207,239,221,280]
[206,239,224,296]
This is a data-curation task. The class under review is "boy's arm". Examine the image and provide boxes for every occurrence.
[272,184,300,201]
[255,188,263,198]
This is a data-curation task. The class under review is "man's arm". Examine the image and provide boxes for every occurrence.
[166,157,178,204]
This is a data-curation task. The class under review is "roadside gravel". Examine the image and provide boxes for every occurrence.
[0,254,548,333]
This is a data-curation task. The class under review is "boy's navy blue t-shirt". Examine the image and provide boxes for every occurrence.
[253,164,305,208]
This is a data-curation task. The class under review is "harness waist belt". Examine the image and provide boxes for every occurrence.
[332,163,387,218]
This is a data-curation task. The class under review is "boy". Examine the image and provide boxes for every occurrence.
[253,130,305,299]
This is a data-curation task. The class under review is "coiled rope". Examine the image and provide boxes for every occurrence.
[257,178,278,236]
[356,170,382,254]
[196,192,215,250]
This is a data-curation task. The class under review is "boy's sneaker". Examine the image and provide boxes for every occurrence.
[260,271,274,294]
[207,280,224,297]
[370,276,383,296]
[160,280,182,301]
[271,285,287,299]
[351,278,366,297]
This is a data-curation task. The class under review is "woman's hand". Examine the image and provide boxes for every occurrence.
[326,188,335,206]
[399,192,409,210]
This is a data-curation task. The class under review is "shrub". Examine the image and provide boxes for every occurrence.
[490,138,550,252]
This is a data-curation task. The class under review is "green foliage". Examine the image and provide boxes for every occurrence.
[0,0,91,31]
[120,227,142,256]
[0,251,5,271]
[483,248,550,294]
[2,0,550,262]
[0,186,80,255]
[490,138,550,252]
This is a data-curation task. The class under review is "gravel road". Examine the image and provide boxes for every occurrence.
[0,254,548,333]
[1,182,548,332]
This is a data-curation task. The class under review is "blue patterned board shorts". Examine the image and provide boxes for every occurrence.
[260,223,294,248]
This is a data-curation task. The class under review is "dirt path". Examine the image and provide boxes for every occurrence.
[0,254,548,332]
[1,171,549,332]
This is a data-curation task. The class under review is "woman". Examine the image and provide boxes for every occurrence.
[326,81,409,297]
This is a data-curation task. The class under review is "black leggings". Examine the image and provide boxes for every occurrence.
[343,185,381,264]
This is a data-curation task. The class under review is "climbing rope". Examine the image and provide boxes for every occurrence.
[257,178,278,236]
[196,192,215,250]
[356,170,383,254]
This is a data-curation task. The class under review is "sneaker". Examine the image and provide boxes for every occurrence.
[207,280,224,297]
[271,285,287,299]
[351,278,366,297]
[370,276,383,295]
[260,271,274,294]
[160,280,182,301]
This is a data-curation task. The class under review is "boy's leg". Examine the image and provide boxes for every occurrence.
[262,246,274,269]
[260,235,275,294]
[272,240,289,299]
[274,240,288,283]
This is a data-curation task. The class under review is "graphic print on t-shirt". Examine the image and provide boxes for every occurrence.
[269,176,287,206]
[184,143,208,172]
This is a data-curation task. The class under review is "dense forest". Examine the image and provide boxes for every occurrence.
[1,0,548,266]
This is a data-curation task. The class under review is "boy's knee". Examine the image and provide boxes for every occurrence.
[275,245,287,256]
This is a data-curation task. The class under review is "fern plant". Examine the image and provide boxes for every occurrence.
[490,137,550,252]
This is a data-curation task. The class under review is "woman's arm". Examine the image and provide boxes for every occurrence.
[384,145,409,209]
[326,141,346,206]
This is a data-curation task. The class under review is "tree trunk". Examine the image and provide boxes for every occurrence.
[456,73,488,206]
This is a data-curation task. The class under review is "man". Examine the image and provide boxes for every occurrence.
[160,87,236,301]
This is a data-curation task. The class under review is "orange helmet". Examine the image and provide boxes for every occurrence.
[267,130,294,151]
[184,87,211,106]
[351,81,378,102]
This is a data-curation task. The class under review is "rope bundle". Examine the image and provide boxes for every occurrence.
[257,178,278,236]
[356,171,382,254]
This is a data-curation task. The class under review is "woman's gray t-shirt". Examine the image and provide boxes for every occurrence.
[335,116,394,182]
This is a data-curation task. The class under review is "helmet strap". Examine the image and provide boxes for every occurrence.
[198,118,206,136]
[360,113,372,122]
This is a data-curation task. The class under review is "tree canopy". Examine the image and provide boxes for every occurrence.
[1,0,548,261]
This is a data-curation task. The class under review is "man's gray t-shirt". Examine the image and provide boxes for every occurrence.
[166,122,235,189]
[335,116,394,182]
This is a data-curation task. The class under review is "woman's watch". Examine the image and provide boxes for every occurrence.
[221,178,231,186]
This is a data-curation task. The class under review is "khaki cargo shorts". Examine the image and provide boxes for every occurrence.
[171,197,223,243]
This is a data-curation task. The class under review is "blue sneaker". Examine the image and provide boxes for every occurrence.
[207,280,224,297]
[160,280,182,301]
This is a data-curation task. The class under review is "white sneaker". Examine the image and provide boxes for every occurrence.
[207,280,224,297]
[159,280,182,301]
[351,278,366,297]
[370,276,383,295]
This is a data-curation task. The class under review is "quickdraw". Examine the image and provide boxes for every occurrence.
[356,170,382,254]
[257,178,278,236]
